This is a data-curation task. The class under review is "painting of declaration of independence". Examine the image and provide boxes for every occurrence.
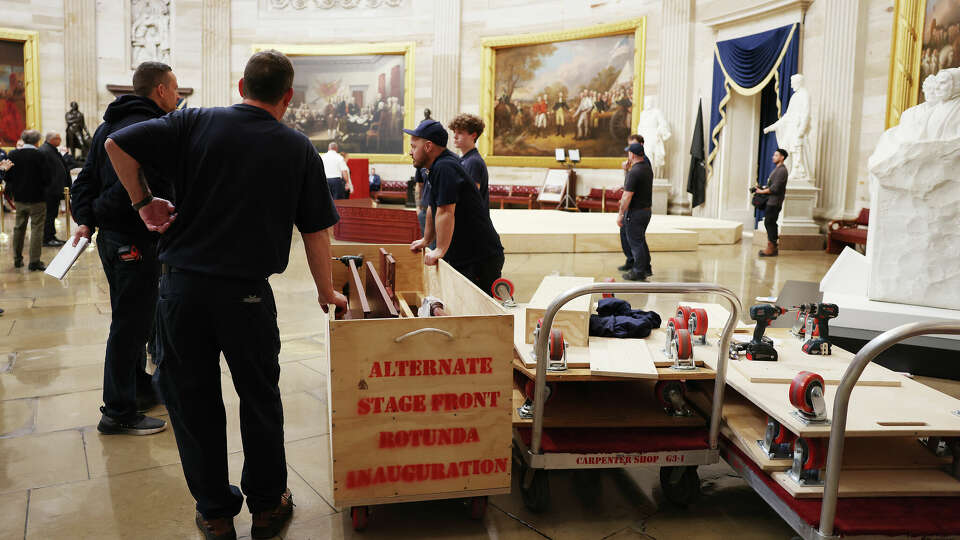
[920,0,960,103]
[493,34,635,158]
[0,40,27,148]
[283,54,405,155]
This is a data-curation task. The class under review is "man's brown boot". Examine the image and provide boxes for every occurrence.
[195,512,237,540]
[251,489,294,539]
[758,241,778,257]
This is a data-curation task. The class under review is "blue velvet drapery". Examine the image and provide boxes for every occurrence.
[706,23,799,180]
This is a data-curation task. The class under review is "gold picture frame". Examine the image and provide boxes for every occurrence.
[252,42,415,164]
[886,0,925,129]
[0,28,40,151]
[479,18,646,169]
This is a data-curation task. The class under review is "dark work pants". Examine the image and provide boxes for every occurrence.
[765,205,782,245]
[156,271,285,519]
[43,195,60,241]
[97,230,158,422]
[624,208,652,274]
[327,177,347,200]
[417,207,436,250]
[451,252,505,297]
[620,226,633,266]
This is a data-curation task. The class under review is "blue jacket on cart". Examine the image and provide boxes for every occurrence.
[589,298,661,338]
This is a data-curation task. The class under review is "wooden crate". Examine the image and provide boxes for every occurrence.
[524,275,594,347]
[325,244,513,508]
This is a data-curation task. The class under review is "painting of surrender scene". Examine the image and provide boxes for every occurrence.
[493,34,635,158]
[0,40,27,147]
[920,0,960,103]
[283,54,405,155]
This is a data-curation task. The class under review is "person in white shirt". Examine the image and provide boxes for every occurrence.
[319,142,352,199]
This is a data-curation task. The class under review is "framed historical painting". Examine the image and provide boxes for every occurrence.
[0,29,40,150]
[886,0,960,127]
[252,43,415,163]
[538,169,568,204]
[479,18,646,168]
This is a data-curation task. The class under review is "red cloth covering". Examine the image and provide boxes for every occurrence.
[516,426,709,454]
[721,437,960,537]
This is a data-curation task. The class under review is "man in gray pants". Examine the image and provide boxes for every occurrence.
[6,130,50,270]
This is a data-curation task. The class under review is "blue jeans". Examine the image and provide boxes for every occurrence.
[417,208,436,250]
[624,208,652,274]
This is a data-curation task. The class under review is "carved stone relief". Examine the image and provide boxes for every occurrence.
[268,0,402,10]
[131,0,171,69]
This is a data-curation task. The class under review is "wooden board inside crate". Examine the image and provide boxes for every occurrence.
[524,276,594,347]
[332,244,422,295]
[589,337,658,378]
[771,469,960,499]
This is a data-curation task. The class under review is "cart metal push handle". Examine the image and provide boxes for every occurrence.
[530,282,743,455]
[817,321,960,539]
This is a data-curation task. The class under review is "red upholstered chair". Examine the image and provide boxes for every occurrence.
[604,188,624,212]
[488,184,511,208]
[576,188,605,212]
[375,181,407,203]
[826,208,869,254]
[507,185,538,208]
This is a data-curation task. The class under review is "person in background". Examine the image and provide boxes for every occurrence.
[618,134,644,272]
[448,113,489,209]
[39,131,70,246]
[6,129,50,271]
[340,151,352,197]
[754,148,789,257]
[413,166,435,250]
[320,142,351,199]
[368,166,381,197]
[618,141,654,282]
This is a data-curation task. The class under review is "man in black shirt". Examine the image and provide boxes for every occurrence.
[104,50,347,540]
[618,142,654,281]
[39,132,71,246]
[754,148,789,257]
[448,113,489,208]
[6,130,50,270]
[406,119,505,295]
[72,62,180,439]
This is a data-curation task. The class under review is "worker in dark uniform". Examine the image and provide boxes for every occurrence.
[39,132,70,246]
[618,134,643,272]
[71,62,180,437]
[618,142,654,282]
[406,119,505,295]
[754,148,789,257]
[103,50,347,540]
[448,113,489,209]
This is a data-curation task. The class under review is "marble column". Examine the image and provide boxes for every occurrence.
[814,0,864,220]
[659,0,694,215]
[202,0,232,107]
[64,0,98,129]
[431,0,461,134]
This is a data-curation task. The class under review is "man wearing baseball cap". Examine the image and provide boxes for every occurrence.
[617,141,654,281]
[406,118,504,295]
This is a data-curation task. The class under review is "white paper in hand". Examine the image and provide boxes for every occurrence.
[45,238,89,280]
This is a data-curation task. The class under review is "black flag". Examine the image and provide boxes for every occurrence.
[687,99,707,208]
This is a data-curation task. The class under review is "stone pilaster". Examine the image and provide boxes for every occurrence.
[815,0,864,220]
[660,0,694,214]
[431,0,461,134]
[202,0,232,107]
[64,0,98,129]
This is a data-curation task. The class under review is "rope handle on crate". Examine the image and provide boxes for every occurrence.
[394,328,454,342]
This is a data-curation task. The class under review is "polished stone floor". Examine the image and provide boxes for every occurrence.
[0,214,846,539]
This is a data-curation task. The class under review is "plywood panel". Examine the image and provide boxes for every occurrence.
[731,359,901,387]
[332,244,422,295]
[772,469,960,499]
[499,233,575,254]
[363,261,398,318]
[422,259,506,317]
[513,357,717,382]
[524,276,594,347]
[589,338,658,378]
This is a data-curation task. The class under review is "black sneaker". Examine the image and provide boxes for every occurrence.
[28,261,46,271]
[617,261,634,271]
[621,270,649,282]
[97,408,167,435]
[14,258,23,268]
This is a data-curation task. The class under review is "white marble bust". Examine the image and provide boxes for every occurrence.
[763,74,812,181]
[635,96,671,170]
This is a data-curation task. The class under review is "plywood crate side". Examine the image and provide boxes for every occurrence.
[524,276,594,347]
[328,314,513,507]
[331,244,423,294]
[420,260,508,316]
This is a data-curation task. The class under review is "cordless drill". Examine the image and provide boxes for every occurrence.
[801,303,839,355]
[730,304,787,361]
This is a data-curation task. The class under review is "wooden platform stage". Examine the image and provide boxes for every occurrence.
[489,210,743,253]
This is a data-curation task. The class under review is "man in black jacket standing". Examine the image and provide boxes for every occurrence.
[39,131,71,247]
[6,129,50,270]
[70,61,180,436]
[754,148,789,257]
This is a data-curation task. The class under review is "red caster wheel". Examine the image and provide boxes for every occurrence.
[673,329,693,360]
[491,278,515,304]
[790,437,829,485]
[350,506,369,531]
[676,305,694,325]
[654,380,686,408]
[469,496,488,520]
[667,316,687,331]
[548,329,564,361]
[789,371,825,415]
[688,308,709,344]
[602,277,616,298]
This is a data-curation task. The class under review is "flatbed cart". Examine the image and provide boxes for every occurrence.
[720,321,960,539]
[512,282,742,512]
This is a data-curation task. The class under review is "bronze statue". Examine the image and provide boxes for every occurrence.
[423,108,432,120]
[65,101,92,161]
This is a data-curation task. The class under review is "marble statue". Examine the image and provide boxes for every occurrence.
[763,74,812,181]
[866,67,960,311]
[131,0,171,69]
[635,96,671,170]
[64,101,91,161]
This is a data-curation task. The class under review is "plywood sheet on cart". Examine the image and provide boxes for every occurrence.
[771,469,960,498]
[731,359,902,387]
[332,244,423,294]
[524,276,594,347]
[513,357,716,382]
[589,337,658,378]
[510,384,706,428]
